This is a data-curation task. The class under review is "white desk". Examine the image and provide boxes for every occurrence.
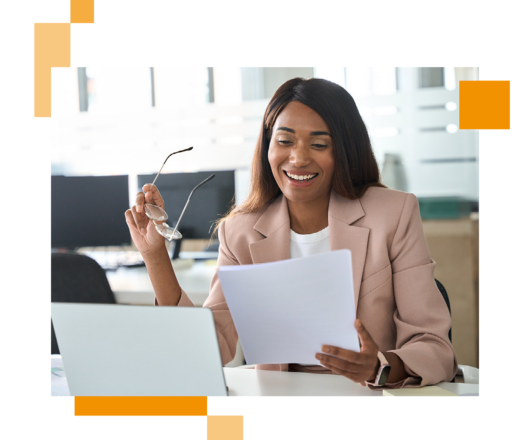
[51,356,478,397]
[106,259,217,306]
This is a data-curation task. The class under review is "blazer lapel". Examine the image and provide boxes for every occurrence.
[249,195,291,264]
[328,191,370,312]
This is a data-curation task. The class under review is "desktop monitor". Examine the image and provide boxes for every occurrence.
[137,171,235,239]
[51,175,131,248]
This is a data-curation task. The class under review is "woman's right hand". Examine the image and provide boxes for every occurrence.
[124,184,167,255]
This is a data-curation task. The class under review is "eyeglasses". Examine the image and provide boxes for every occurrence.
[144,147,215,241]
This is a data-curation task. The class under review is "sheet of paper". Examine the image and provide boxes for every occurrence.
[218,249,359,365]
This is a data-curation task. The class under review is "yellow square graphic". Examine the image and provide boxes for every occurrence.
[69,0,96,24]
[33,22,71,396]
[208,416,243,440]
[460,80,510,129]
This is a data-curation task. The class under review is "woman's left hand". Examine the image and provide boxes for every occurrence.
[315,319,379,386]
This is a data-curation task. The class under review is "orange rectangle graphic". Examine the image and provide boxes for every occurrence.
[75,396,208,416]
[459,80,510,129]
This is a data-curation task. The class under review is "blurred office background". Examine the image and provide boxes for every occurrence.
[50,67,479,368]
[51,66,478,203]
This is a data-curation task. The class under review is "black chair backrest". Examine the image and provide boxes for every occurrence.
[51,252,116,354]
[434,278,455,382]
[434,278,451,343]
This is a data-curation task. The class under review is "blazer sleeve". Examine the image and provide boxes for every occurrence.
[383,193,458,388]
[200,220,240,366]
[153,221,239,366]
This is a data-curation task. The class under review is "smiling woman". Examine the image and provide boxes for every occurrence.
[125,77,458,390]
[225,78,384,219]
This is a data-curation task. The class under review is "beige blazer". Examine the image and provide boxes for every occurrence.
[176,187,458,388]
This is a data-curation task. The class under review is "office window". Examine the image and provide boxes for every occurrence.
[213,67,243,105]
[444,67,456,90]
[371,67,397,95]
[345,67,372,97]
[345,67,397,97]
[255,67,397,98]
[153,67,210,109]
[314,67,346,88]
[51,68,79,116]
[81,67,153,114]
[210,68,244,146]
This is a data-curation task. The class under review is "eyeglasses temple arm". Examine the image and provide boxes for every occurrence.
[169,174,215,240]
[149,146,194,191]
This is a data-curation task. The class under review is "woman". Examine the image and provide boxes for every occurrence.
[125,77,458,389]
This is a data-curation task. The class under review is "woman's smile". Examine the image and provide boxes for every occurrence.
[283,170,319,186]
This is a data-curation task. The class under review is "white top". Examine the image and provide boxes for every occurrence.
[290,226,330,259]
[290,226,331,366]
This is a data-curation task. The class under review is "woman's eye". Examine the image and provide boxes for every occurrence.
[312,144,328,149]
[278,140,292,145]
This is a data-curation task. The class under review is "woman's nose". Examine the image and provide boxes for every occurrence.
[289,146,311,167]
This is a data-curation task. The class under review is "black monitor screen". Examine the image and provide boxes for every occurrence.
[51,175,131,248]
[137,171,235,239]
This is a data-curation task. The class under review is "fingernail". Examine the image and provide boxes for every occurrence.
[315,354,322,360]
[323,347,330,353]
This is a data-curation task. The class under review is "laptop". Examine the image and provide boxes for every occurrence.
[51,303,228,396]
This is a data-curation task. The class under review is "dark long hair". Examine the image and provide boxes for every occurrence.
[216,77,384,230]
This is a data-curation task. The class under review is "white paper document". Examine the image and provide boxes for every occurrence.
[218,249,359,365]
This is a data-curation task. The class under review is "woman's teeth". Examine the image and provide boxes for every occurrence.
[286,172,317,181]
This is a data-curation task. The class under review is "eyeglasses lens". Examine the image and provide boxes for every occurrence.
[144,204,168,221]
[154,223,183,240]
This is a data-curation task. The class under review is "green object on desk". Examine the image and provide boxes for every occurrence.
[417,197,473,220]
[51,367,64,377]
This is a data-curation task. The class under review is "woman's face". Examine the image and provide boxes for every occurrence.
[268,101,335,205]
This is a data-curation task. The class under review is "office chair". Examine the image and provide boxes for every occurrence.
[51,252,116,354]
[434,278,455,382]
[435,278,451,343]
